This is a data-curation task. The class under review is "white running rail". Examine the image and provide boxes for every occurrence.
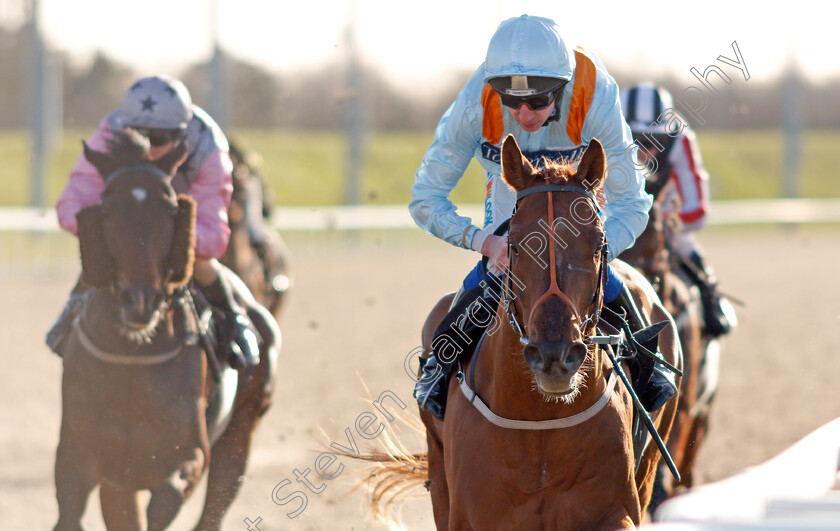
[2,199,840,232]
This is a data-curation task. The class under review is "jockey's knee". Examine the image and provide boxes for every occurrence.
[603,263,624,304]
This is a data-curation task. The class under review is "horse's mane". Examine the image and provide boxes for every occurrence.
[103,129,152,165]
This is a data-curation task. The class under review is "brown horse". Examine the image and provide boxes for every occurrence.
[361,136,681,529]
[619,174,714,505]
[221,140,292,321]
[53,132,279,531]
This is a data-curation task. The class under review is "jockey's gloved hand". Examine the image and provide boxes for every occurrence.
[480,234,509,277]
[200,267,261,369]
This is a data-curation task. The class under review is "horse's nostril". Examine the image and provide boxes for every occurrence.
[119,290,135,307]
[118,287,161,320]
[523,345,544,371]
[151,290,165,308]
[525,340,588,375]
[568,342,588,364]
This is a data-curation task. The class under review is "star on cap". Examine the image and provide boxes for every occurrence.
[140,96,157,112]
[164,86,176,97]
[129,81,143,91]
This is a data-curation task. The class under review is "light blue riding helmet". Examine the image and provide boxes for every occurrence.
[484,14,573,95]
[118,75,193,130]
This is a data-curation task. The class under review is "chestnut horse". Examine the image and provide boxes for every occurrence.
[53,132,279,531]
[221,141,291,321]
[360,136,681,530]
[619,173,714,506]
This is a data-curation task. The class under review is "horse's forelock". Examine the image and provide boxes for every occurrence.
[539,159,576,186]
[538,158,605,194]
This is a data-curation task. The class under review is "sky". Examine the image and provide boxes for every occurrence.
[6,0,840,92]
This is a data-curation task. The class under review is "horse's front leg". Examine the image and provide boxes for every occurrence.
[54,431,99,531]
[146,449,206,531]
[100,481,143,531]
[194,386,265,531]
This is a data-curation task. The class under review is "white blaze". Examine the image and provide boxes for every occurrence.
[132,188,147,203]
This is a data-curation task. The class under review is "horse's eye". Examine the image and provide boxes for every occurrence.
[509,243,519,257]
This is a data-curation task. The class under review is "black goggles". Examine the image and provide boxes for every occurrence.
[498,88,559,111]
[133,127,182,147]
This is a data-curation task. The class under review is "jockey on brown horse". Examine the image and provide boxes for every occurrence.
[409,15,677,422]
[48,75,262,370]
[619,83,735,339]
[51,130,280,531]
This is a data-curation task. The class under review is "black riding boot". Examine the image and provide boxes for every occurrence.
[45,279,89,356]
[603,284,677,412]
[415,285,496,420]
[415,354,448,420]
[679,251,732,338]
[199,267,260,369]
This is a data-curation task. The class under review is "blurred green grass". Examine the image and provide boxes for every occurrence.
[3,128,839,207]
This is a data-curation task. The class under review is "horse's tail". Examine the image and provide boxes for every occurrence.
[331,389,429,525]
[337,448,429,522]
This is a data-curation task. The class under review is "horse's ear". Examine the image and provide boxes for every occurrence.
[166,195,196,288]
[501,134,537,192]
[83,141,117,179]
[76,205,116,287]
[154,137,189,177]
[573,138,606,191]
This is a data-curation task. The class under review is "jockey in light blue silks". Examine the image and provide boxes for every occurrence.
[409,15,676,419]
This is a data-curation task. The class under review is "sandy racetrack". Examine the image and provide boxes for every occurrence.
[2,226,839,530]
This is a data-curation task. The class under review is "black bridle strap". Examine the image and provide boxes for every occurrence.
[516,183,600,212]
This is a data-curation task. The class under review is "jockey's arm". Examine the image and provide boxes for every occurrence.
[668,127,711,231]
[56,118,112,235]
[187,146,234,262]
[409,75,486,253]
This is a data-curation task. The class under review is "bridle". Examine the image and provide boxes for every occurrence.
[502,181,609,347]
[81,165,183,342]
[455,180,618,430]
